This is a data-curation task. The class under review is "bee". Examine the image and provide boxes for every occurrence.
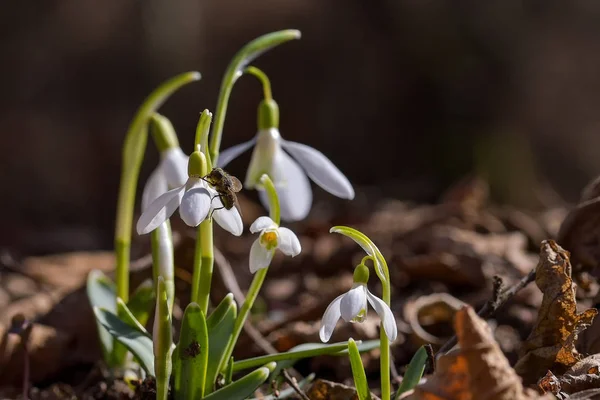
[201,168,243,217]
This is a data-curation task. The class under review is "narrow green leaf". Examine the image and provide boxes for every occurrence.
[394,346,428,399]
[93,307,154,374]
[203,365,272,400]
[87,270,116,358]
[225,356,234,386]
[348,339,370,400]
[233,340,378,373]
[127,279,155,327]
[116,298,149,334]
[154,277,173,400]
[173,303,209,400]
[248,373,315,400]
[205,294,237,394]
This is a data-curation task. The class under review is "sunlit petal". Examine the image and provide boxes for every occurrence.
[212,196,244,236]
[262,149,312,221]
[281,140,354,199]
[141,168,168,211]
[161,147,189,188]
[249,216,276,233]
[340,285,367,322]
[319,294,344,343]
[249,239,275,273]
[245,129,280,188]
[366,290,398,342]
[136,185,185,235]
[277,227,301,256]
[179,186,211,227]
[218,137,257,168]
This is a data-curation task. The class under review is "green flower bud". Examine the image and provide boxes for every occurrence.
[187,151,207,177]
[353,263,370,284]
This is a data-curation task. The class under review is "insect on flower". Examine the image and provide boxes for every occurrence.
[201,168,243,217]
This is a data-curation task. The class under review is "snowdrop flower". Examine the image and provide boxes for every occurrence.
[137,151,243,236]
[218,99,354,221]
[249,215,301,273]
[142,114,188,210]
[319,263,397,343]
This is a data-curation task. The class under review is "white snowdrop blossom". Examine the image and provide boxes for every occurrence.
[319,283,397,343]
[218,128,355,221]
[136,176,243,236]
[248,216,301,273]
[141,147,188,211]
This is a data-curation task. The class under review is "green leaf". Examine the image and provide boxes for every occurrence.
[233,340,380,373]
[248,373,315,400]
[205,294,237,394]
[127,279,155,327]
[394,346,428,399]
[87,270,116,358]
[348,338,370,400]
[93,307,154,374]
[173,303,209,400]
[203,363,275,400]
[116,298,149,334]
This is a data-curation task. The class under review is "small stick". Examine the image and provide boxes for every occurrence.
[282,370,310,400]
[436,269,536,357]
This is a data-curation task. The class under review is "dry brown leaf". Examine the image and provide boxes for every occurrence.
[404,293,466,345]
[306,379,380,400]
[515,240,598,383]
[410,306,546,400]
[557,354,600,394]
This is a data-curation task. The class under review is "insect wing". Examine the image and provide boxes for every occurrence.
[229,175,243,192]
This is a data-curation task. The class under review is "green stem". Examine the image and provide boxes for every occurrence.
[114,71,200,303]
[220,267,268,372]
[244,66,272,100]
[151,221,175,312]
[260,174,280,224]
[192,110,214,314]
[209,30,301,165]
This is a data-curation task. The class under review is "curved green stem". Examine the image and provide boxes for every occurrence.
[259,174,280,225]
[329,226,392,400]
[209,30,301,165]
[219,174,280,373]
[115,71,200,303]
[244,66,272,100]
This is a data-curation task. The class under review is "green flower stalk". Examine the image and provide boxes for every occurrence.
[322,227,396,400]
[219,174,301,372]
[151,222,174,312]
[153,277,173,400]
[209,30,301,165]
[115,71,200,303]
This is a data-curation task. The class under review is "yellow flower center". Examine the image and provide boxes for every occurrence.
[260,230,279,251]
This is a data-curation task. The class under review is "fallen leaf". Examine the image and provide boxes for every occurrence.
[306,378,380,400]
[410,306,546,400]
[404,293,466,345]
[514,240,598,383]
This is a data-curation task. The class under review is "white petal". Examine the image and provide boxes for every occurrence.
[245,129,280,189]
[249,216,276,233]
[260,150,312,221]
[281,140,354,199]
[340,285,368,322]
[367,290,398,342]
[179,186,211,227]
[161,147,189,188]
[319,294,344,343]
[212,195,244,236]
[218,137,257,168]
[277,227,301,257]
[249,239,275,273]
[141,168,168,211]
[136,185,185,235]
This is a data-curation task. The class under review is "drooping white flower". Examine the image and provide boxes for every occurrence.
[248,216,301,273]
[141,147,188,211]
[319,283,397,343]
[218,128,354,221]
[137,176,243,236]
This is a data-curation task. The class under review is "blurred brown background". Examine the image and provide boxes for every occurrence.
[2,0,600,254]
